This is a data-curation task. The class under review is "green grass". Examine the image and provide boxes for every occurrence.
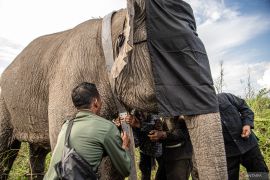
[7,143,51,180]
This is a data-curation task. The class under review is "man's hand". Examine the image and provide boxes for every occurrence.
[121,131,130,150]
[121,114,140,128]
[112,117,121,127]
[241,125,251,138]
[148,130,167,142]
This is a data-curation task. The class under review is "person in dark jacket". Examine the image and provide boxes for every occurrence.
[148,116,193,180]
[217,93,269,180]
[113,112,163,180]
[133,112,163,180]
[125,112,163,180]
[126,113,193,180]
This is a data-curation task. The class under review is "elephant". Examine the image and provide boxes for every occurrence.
[0,0,227,179]
[0,1,155,178]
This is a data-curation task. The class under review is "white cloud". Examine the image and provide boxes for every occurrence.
[0,0,126,74]
[219,61,270,95]
[186,0,270,63]
[258,67,270,88]
[198,15,270,63]
[0,37,23,74]
[186,0,238,24]
[185,0,270,96]
[0,0,126,46]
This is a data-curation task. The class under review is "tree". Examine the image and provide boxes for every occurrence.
[214,61,224,94]
[245,68,255,100]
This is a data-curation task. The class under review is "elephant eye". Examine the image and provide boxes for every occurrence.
[115,33,125,56]
[117,33,125,48]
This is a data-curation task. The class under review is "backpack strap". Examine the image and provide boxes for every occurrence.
[64,119,75,148]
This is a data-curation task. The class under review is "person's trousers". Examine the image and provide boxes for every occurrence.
[184,112,228,180]
[227,145,269,180]
[155,157,191,180]
[139,152,154,180]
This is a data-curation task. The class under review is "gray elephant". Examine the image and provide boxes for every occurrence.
[0,0,227,179]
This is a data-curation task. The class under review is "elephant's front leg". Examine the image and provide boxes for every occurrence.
[184,113,228,180]
[97,156,125,180]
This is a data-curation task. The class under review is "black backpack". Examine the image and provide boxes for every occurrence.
[55,119,98,180]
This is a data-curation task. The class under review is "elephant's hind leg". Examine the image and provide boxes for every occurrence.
[0,97,21,179]
[26,143,50,180]
[0,140,21,180]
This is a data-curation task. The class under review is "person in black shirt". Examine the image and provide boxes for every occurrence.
[217,93,269,180]
[131,112,163,180]
[115,112,163,180]
[148,116,192,180]
[123,113,192,180]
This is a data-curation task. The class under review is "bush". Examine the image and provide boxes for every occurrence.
[247,88,270,167]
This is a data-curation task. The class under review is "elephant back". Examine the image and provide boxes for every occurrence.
[0,11,127,145]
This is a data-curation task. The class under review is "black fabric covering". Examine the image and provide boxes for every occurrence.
[145,0,219,116]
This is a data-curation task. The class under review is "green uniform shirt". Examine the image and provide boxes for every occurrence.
[44,111,131,179]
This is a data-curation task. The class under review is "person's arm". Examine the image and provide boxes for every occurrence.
[226,93,254,138]
[148,130,167,141]
[227,93,254,128]
[165,128,185,142]
[103,125,131,177]
[148,127,185,142]
[123,114,141,128]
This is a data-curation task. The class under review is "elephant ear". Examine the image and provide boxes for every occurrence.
[111,0,135,79]
[111,15,132,79]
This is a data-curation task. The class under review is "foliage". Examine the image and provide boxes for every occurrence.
[246,88,270,168]
[7,143,51,180]
[247,88,270,116]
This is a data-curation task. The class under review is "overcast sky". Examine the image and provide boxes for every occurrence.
[0,0,270,97]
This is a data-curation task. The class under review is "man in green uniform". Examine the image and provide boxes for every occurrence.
[44,82,131,179]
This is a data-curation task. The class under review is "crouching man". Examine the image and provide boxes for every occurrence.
[44,82,131,180]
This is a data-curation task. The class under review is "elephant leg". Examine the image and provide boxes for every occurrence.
[97,156,124,180]
[184,112,228,180]
[0,140,21,180]
[0,96,20,179]
[26,143,50,180]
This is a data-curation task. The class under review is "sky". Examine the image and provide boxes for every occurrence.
[0,0,270,97]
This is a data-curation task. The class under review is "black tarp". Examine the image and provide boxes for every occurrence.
[146,0,219,116]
